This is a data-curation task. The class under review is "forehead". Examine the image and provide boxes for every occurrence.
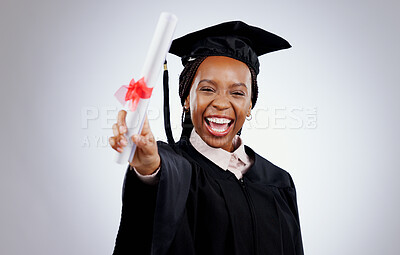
[194,56,252,84]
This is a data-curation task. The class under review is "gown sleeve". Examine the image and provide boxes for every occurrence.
[287,173,304,254]
[112,165,158,255]
[275,172,304,255]
[112,142,192,255]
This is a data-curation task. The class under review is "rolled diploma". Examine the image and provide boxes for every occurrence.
[114,12,178,164]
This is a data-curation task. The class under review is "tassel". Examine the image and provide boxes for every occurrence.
[163,60,175,146]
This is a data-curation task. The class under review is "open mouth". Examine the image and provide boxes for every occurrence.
[204,116,234,137]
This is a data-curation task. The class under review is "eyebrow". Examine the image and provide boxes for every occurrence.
[198,79,248,89]
[230,82,248,89]
[198,79,217,86]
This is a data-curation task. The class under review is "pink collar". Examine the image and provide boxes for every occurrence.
[189,129,252,177]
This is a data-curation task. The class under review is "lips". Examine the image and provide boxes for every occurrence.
[204,116,234,137]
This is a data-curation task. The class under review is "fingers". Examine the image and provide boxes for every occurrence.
[110,110,128,153]
[117,110,127,126]
[134,134,155,148]
[131,132,156,155]
[117,110,127,134]
[136,116,156,153]
[110,131,127,149]
[110,111,155,155]
[109,136,123,152]
[112,123,119,137]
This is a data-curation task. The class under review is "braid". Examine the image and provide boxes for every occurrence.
[179,56,207,106]
[248,65,258,108]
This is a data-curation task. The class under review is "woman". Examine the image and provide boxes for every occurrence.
[110,21,303,255]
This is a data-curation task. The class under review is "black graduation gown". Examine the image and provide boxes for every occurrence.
[113,139,303,255]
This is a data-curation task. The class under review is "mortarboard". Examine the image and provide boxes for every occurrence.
[169,21,291,74]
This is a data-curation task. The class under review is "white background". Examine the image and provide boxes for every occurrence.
[1,0,399,254]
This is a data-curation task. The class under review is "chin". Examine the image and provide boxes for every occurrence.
[202,125,237,151]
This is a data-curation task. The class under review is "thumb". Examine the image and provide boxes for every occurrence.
[140,116,151,136]
[131,133,157,155]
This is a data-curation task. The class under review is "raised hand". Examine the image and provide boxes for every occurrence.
[109,110,160,175]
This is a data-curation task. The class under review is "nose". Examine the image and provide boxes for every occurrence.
[211,92,230,111]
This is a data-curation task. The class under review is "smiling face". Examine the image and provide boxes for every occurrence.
[184,56,252,152]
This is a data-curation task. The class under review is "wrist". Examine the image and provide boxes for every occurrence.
[130,155,161,175]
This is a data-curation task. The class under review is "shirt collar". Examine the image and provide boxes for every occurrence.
[189,129,251,170]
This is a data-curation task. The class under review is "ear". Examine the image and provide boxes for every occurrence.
[184,96,190,110]
[247,102,252,117]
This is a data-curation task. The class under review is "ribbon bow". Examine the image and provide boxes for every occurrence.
[114,77,153,111]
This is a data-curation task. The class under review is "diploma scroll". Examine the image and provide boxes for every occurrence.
[114,12,178,164]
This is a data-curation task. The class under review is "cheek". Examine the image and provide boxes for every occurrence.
[189,95,199,119]
[234,100,251,120]
[188,84,198,111]
[190,97,207,124]
[188,94,203,125]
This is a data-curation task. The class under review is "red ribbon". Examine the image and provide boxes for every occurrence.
[114,77,153,112]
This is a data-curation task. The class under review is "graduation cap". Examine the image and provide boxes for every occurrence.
[163,21,291,145]
[170,21,291,74]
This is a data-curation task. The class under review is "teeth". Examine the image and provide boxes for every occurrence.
[206,117,231,124]
[210,127,227,132]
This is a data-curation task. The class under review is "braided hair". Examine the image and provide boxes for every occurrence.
[178,56,259,139]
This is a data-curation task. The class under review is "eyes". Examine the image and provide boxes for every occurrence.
[199,86,215,93]
[198,86,247,97]
[232,90,246,96]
